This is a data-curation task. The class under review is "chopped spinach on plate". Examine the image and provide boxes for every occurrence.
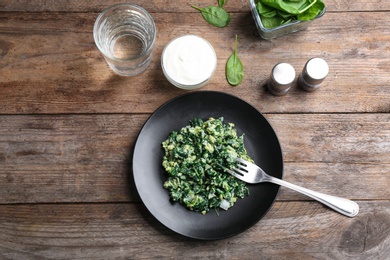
[162,117,253,215]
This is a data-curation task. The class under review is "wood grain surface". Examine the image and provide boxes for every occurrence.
[1,12,390,114]
[0,0,389,259]
[1,202,389,259]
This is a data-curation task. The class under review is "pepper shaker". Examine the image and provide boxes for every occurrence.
[267,63,295,96]
[299,58,329,91]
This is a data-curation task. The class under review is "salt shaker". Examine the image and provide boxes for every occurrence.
[299,58,329,91]
[267,63,296,96]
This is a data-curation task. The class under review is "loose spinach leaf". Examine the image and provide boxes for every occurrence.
[226,35,244,86]
[192,5,231,27]
[218,0,227,8]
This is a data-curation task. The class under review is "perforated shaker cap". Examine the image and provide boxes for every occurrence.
[270,63,295,88]
[302,58,329,85]
[267,63,296,96]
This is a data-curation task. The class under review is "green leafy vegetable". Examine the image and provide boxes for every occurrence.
[298,0,325,20]
[256,0,325,28]
[257,2,293,29]
[261,0,318,15]
[218,0,227,8]
[162,117,253,215]
[192,5,231,28]
[226,35,244,86]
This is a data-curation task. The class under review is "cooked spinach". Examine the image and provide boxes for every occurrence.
[162,117,253,215]
[256,0,325,29]
[226,35,244,86]
[191,5,231,28]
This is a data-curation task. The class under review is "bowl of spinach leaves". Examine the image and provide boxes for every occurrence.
[250,0,325,39]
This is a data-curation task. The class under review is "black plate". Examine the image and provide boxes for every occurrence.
[132,91,283,240]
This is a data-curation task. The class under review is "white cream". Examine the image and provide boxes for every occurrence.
[162,35,217,89]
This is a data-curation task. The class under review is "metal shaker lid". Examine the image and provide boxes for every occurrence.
[270,62,295,88]
[302,58,329,85]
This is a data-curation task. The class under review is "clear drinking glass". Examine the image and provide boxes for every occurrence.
[93,4,156,76]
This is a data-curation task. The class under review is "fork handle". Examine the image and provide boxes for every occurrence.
[266,176,359,217]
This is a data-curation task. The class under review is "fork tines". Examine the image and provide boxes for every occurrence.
[224,158,250,181]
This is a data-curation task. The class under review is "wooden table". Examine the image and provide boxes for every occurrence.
[1,1,389,259]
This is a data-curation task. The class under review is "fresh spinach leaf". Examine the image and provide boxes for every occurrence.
[298,0,325,20]
[261,14,288,28]
[256,1,278,18]
[261,0,317,15]
[278,9,295,20]
[256,0,325,29]
[192,5,231,28]
[226,35,244,86]
[218,0,227,8]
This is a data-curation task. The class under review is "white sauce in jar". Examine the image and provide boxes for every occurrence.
[162,35,217,89]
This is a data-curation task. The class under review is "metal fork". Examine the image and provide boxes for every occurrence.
[226,158,359,217]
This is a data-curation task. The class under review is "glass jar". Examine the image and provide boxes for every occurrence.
[161,35,217,90]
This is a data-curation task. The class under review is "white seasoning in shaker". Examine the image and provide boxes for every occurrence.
[267,63,296,96]
[299,58,329,91]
